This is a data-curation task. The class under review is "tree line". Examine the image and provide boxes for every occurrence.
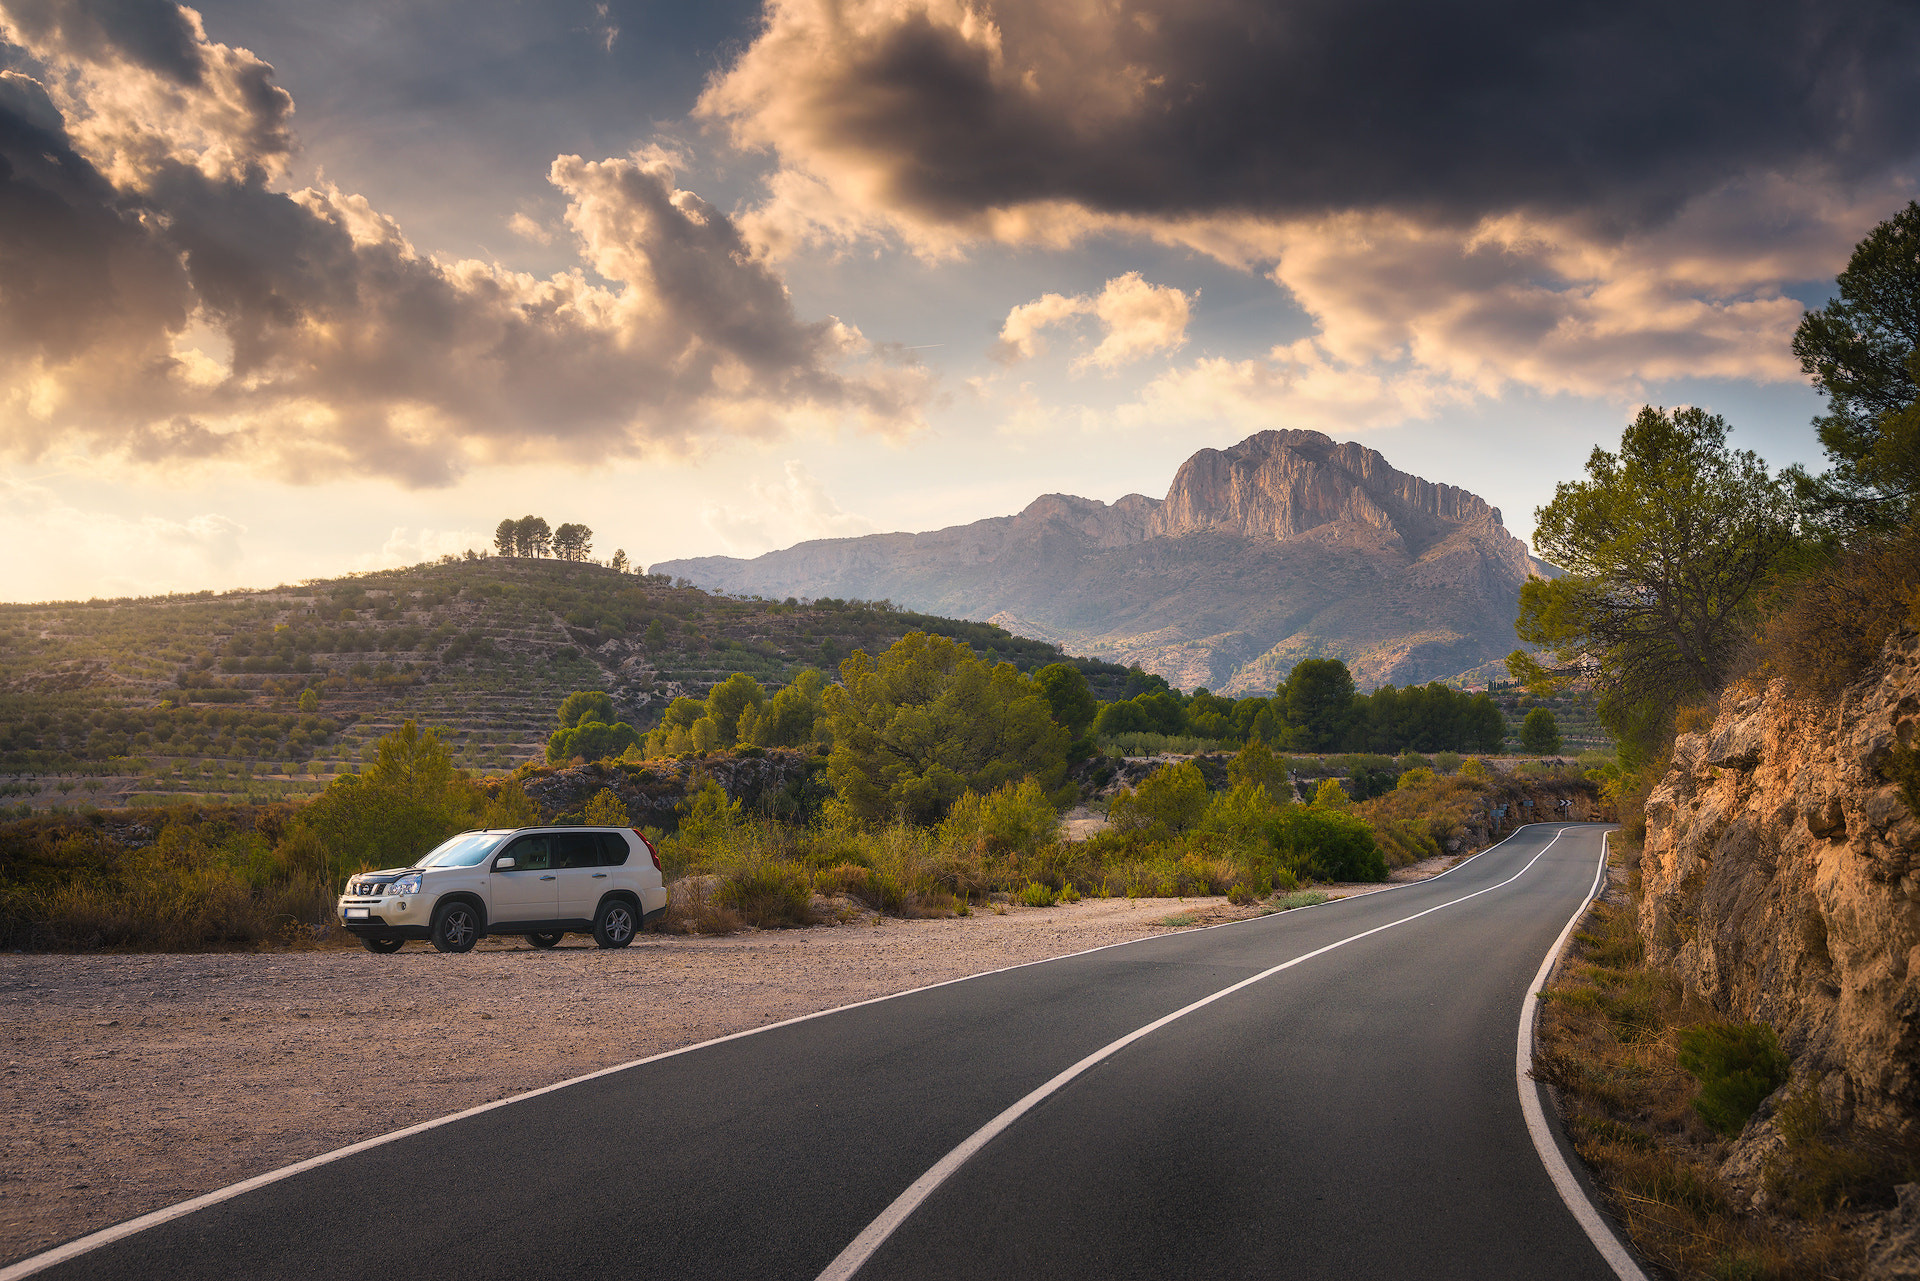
[493,515,631,571]
[547,643,1513,785]
[1088,658,1508,755]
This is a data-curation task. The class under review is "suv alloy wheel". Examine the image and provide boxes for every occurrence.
[592,899,636,949]
[431,900,481,953]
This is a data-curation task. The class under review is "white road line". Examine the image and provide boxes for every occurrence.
[0,822,1567,1281]
[1516,831,1651,1281]
[815,828,1576,1281]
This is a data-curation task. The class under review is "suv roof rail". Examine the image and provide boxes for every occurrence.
[499,823,630,831]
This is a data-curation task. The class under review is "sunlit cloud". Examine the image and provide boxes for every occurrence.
[0,0,931,488]
[347,526,491,572]
[995,273,1192,373]
[699,460,877,556]
[0,474,247,599]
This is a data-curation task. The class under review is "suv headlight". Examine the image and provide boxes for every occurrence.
[390,873,422,897]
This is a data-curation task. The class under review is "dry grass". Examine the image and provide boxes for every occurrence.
[1535,897,1864,1280]
[1746,524,1920,701]
[0,809,348,951]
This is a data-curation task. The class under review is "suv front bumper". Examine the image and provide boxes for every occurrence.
[338,893,430,939]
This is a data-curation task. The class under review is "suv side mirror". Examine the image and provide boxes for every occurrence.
[494,856,516,870]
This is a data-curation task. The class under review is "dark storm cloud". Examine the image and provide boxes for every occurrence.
[5,0,205,82]
[704,0,1920,229]
[0,67,190,420]
[0,0,927,482]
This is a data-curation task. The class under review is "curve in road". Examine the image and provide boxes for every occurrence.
[8,823,1641,1281]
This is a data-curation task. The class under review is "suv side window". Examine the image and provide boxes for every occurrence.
[597,832,631,866]
[499,835,550,870]
[552,833,602,870]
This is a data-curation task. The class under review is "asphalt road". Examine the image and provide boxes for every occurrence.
[24,823,1623,1281]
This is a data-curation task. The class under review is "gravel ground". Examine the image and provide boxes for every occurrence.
[0,866,1447,1266]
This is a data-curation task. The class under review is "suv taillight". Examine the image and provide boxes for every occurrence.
[634,828,661,871]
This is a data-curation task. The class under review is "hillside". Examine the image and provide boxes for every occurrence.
[655,429,1551,692]
[0,557,1129,811]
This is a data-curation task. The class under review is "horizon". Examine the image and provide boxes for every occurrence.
[0,425,1547,605]
[4,0,1914,603]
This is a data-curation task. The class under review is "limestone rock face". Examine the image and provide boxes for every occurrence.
[654,430,1543,692]
[1639,632,1920,1137]
[1146,429,1504,553]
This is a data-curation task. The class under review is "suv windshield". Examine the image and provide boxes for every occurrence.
[416,832,504,868]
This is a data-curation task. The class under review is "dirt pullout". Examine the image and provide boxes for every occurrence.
[0,870,1449,1266]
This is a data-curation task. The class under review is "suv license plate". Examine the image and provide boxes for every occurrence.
[345,908,369,919]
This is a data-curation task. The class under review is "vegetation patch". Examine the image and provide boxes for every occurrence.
[1534,887,1874,1279]
[1676,1023,1790,1137]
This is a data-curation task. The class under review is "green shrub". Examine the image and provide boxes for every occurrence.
[1018,881,1058,907]
[1226,740,1291,796]
[1266,805,1387,882]
[939,777,1060,854]
[1109,761,1209,837]
[1100,731,1221,757]
[814,862,904,912]
[1883,744,1920,819]
[1199,781,1282,845]
[677,779,740,846]
[711,861,815,928]
[1677,1022,1790,1136]
[582,788,629,825]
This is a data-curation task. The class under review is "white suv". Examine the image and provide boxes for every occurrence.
[337,826,670,954]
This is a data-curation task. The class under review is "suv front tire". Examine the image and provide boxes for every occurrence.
[431,900,482,953]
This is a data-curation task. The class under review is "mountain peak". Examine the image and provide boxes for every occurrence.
[1147,429,1501,554]
[652,430,1535,691]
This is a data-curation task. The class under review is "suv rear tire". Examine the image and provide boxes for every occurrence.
[363,937,404,954]
[431,901,481,954]
[593,899,636,949]
[526,932,563,949]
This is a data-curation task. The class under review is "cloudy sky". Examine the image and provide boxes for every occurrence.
[2,0,1916,601]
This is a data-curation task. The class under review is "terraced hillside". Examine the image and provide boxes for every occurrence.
[0,558,1127,812]
[1488,685,1610,753]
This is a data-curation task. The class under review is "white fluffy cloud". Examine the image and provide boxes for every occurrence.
[996,272,1191,372]
[700,460,877,555]
[347,526,492,573]
[1254,187,1871,401]
[0,474,247,599]
[1126,339,1471,435]
[0,0,930,487]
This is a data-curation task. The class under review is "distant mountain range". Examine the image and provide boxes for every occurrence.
[654,430,1553,693]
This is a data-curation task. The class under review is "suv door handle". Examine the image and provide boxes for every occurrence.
[539,875,556,881]
[592,873,607,879]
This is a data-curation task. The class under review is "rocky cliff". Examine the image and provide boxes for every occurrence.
[656,430,1545,692]
[1639,631,1920,1141]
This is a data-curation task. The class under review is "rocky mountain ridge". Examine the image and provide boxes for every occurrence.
[656,430,1546,692]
